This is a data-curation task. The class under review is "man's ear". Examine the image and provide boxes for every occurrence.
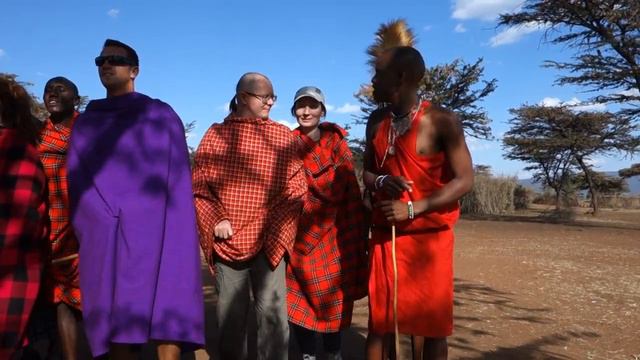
[73,96,80,108]
[130,66,140,80]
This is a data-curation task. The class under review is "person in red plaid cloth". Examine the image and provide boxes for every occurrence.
[193,72,307,360]
[363,47,473,360]
[285,86,368,360]
[38,76,83,360]
[0,77,50,359]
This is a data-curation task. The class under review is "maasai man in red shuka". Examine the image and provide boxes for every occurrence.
[286,86,368,360]
[0,77,50,359]
[363,47,473,360]
[38,76,82,359]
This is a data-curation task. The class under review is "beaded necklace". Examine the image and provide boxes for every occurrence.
[376,104,421,169]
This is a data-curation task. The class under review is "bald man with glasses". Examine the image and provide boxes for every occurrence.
[193,72,307,359]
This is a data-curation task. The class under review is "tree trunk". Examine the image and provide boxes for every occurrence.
[553,187,561,210]
[577,157,599,216]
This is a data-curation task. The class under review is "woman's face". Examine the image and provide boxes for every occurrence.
[294,97,324,130]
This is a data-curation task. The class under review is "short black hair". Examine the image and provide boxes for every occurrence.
[44,76,79,97]
[389,46,425,85]
[103,38,139,66]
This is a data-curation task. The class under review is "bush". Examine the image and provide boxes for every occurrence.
[598,195,640,209]
[513,184,531,210]
[461,175,518,215]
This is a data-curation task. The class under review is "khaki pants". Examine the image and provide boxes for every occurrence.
[215,252,289,360]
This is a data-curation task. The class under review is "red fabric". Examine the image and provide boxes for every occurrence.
[0,129,49,358]
[368,101,460,337]
[286,123,368,332]
[193,116,307,270]
[38,113,81,310]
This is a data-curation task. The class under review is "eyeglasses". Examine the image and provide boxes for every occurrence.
[94,55,136,67]
[243,91,277,104]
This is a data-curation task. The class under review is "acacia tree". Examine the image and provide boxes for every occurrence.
[503,104,638,213]
[499,0,640,120]
[574,171,629,195]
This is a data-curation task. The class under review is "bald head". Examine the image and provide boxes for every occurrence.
[229,72,275,119]
[236,72,272,93]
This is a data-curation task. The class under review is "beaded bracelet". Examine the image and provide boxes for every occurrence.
[407,201,414,220]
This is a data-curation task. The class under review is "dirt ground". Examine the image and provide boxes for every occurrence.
[192,208,639,360]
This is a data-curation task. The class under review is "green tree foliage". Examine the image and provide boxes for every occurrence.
[573,171,629,195]
[503,104,639,213]
[499,0,640,120]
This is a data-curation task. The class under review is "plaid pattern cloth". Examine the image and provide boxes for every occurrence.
[286,123,368,332]
[38,113,81,310]
[0,129,49,358]
[193,116,307,270]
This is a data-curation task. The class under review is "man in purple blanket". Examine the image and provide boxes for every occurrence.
[67,39,204,359]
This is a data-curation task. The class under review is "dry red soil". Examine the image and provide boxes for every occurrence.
[194,210,639,360]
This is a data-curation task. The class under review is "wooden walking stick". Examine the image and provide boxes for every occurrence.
[391,223,402,359]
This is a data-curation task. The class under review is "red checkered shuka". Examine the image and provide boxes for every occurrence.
[193,116,307,271]
[0,129,49,358]
[38,114,81,310]
[286,122,369,332]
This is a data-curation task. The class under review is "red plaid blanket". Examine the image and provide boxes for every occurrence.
[0,129,49,357]
[286,122,368,332]
[193,116,307,270]
[38,114,81,310]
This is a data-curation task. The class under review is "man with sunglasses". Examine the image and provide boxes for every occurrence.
[193,72,307,359]
[67,39,204,360]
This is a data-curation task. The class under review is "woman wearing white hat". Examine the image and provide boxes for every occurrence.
[285,86,369,360]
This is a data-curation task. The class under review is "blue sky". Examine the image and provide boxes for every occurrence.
[1,0,636,178]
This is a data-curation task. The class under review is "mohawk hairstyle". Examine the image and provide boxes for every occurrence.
[366,19,417,69]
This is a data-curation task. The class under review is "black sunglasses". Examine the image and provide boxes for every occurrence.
[94,55,136,67]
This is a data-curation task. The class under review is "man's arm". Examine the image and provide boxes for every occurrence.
[378,109,473,221]
[413,109,473,214]
[362,108,414,197]
[192,128,230,252]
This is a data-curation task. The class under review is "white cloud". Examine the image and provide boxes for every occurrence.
[452,0,522,21]
[334,103,360,114]
[325,104,336,112]
[618,88,640,97]
[107,9,120,18]
[0,49,6,58]
[454,23,467,33]
[539,97,563,107]
[216,103,230,113]
[539,96,607,112]
[489,21,547,47]
[277,119,298,130]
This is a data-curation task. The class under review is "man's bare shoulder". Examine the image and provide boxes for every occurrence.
[425,104,458,124]
[366,106,388,137]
